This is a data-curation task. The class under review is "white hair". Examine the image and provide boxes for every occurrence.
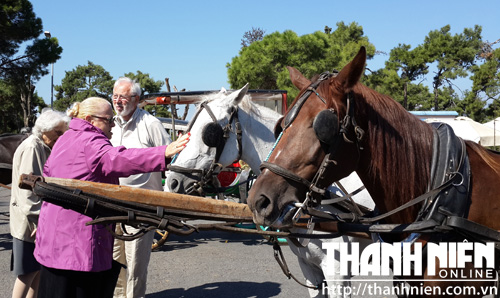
[114,77,141,96]
[32,108,70,139]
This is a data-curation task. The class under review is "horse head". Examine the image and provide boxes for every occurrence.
[247,47,369,227]
[166,83,280,197]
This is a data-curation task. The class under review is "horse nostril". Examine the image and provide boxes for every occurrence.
[170,179,179,190]
[256,194,271,213]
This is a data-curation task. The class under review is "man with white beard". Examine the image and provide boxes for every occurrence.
[110,77,172,298]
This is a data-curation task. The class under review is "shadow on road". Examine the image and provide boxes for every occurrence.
[146,281,283,298]
[154,229,272,252]
[0,232,13,251]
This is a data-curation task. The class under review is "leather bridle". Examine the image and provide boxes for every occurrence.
[260,72,365,221]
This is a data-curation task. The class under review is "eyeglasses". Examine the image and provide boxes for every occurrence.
[91,115,115,124]
[112,94,136,101]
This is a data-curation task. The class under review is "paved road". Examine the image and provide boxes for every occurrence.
[0,184,405,298]
[0,185,311,298]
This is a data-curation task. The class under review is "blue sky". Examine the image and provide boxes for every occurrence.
[31,0,499,117]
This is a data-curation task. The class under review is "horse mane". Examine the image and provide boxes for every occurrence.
[355,83,434,209]
[199,91,281,122]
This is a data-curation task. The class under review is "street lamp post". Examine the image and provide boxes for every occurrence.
[44,31,54,108]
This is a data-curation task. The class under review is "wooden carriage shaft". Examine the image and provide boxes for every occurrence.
[19,174,370,238]
[20,175,253,219]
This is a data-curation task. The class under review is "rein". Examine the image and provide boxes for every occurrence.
[168,101,243,198]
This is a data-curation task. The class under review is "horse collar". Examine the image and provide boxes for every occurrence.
[417,123,471,225]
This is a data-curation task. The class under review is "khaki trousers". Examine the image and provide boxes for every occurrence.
[112,225,155,298]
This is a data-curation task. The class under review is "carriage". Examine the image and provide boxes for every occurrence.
[12,48,500,297]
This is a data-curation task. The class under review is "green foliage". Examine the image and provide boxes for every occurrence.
[0,0,62,130]
[0,80,23,133]
[0,79,47,133]
[53,61,114,111]
[423,25,483,110]
[53,65,168,117]
[143,105,172,118]
[0,0,42,62]
[458,90,488,121]
[229,23,500,122]
[227,22,375,104]
[364,24,496,120]
[2,3,498,131]
[472,48,500,120]
[365,68,404,100]
[364,68,434,110]
[123,70,163,95]
[384,44,430,108]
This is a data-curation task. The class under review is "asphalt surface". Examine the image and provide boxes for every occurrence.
[0,185,310,298]
[0,185,410,298]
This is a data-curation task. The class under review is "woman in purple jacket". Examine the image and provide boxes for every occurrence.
[34,97,189,298]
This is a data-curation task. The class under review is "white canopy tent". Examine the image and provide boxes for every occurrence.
[425,116,500,147]
[484,117,500,131]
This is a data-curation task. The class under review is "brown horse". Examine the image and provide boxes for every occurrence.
[247,47,500,297]
[0,133,29,185]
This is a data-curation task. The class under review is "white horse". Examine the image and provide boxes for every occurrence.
[166,85,375,298]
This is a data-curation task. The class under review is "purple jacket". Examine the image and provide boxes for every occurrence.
[34,118,168,272]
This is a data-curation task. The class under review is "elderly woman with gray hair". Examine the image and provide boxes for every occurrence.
[10,108,69,298]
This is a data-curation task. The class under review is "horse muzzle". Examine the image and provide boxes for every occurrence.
[166,173,205,196]
[249,192,297,228]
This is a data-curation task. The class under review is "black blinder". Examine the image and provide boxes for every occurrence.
[202,122,224,147]
[313,109,339,145]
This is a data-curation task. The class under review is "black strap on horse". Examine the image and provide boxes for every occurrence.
[270,237,321,290]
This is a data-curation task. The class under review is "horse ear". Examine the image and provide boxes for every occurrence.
[231,83,249,106]
[287,66,311,90]
[335,47,366,92]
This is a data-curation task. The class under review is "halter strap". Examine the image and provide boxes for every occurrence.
[259,161,327,196]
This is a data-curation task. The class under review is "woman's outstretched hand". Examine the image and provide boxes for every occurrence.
[165,132,190,158]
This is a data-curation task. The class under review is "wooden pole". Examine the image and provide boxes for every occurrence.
[20,175,252,219]
[19,175,371,238]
